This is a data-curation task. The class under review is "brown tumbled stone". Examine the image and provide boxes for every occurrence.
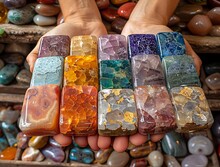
[35,4,60,16]
[209,25,220,36]
[168,15,181,27]
[207,7,220,25]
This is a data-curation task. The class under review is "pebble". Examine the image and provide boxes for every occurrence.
[207,7,220,25]
[0,108,20,124]
[41,145,65,162]
[168,15,181,27]
[107,151,129,166]
[4,0,26,9]
[95,148,113,164]
[48,137,62,148]
[69,147,94,164]
[212,114,220,137]
[181,154,208,167]
[4,43,32,56]
[205,72,220,90]
[28,136,49,149]
[0,64,19,85]
[111,17,127,33]
[22,147,44,162]
[147,150,164,167]
[35,4,60,16]
[33,14,57,26]
[209,25,220,37]
[0,147,17,160]
[16,132,29,149]
[101,7,119,22]
[96,0,110,9]
[130,157,148,167]
[16,69,32,85]
[164,155,181,167]
[1,53,24,66]
[117,2,136,19]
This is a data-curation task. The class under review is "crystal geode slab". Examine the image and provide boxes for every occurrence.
[30,56,64,87]
[60,86,97,136]
[99,60,133,90]
[64,55,98,89]
[98,34,128,61]
[38,35,70,58]
[70,35,97,56]
[170,86,214,133]
[131,54,165,87]
[128,34,157,58]
[19,85,60,136]
[98,89,137,136]
[162,55,201,90]
[134,85,176,135]
[156,32,186,59]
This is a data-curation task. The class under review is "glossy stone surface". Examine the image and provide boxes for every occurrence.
[147,150,164,167]
[16,132,29,149]
[161,131,188,157]
[130,157,148,167]
[16,69,31,85]
[187,15,212,36]
[168,15,181,27]
[156,32,186,59]
[69,147,94,164]
[111,17,127,34]
[117,2,136,19]
[22,147,44,162]
[4,43,31,56]
[205,62,220,75]
[49,137,62,148]
[38,35,70,58]
[101,7,119,22]
[98,34,127,61]
[0,136,8,152]
[181,154,208,167]
[207,7,220,25]
[41,145,65,163]
[162,55,201,90]
[4,0,26,9]
[205,73,220,90]
[60,86,97,136]
[0,3,7,23]
[164,155,181,167]
[53,134,72,147]
[208,0,220,7]
[0,147,17,160]
[0,108,20,124]
[95,148,113,164]
[170,86,214,133]
[0,64,19,85]
[100,60,132,89]
[7,3,36,25]
[28,136,48,149]
[209,25,220,37]
[33,15,57,26]
[98,89,137,136]
[111,0,129,5]
[211,114,220,137]
[128,34,157,58]
[96,0,110,9]
[1,122,18,146]
[70,35,97,56]
[35,4,60,16]
[19,85,60,136]
[131,54,165,87]
[107,151,129,166]
[130,141,156,158]
[2,53,24,65]
[30,56,64,87]
[135,85,176,135]
[188,135,214,155]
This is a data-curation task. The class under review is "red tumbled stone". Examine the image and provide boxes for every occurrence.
[101,7,119,22]
[118,2,136,19]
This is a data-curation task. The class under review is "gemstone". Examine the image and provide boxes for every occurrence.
[161,131,188,157]
[204,62,220,75]
[170,86,214,133]
[33,15,57,26]
[111,0,129,5]
[98,34,128,61]
[28,136,49,149]
[1,122,18,147]
[0,3,7,23]
[49,137,62,148]
[1,53,24,65]
[19,85,60,136]
[130,141,156,158]
[22,147,44,162]
[0,147,17,160]
[53,134,72,147]
[0,136,8,152]
[70,35,97,56]
[181,154,208,167]
[168,15,181,27]
[37,0,56,4]
[4,43,31,56]
[38,35,70,58]
[130,157,148,167]
[41,145,65,163]
[98,89,137,136]
[205,73,220,90]
[117,2,136,19]
[188,135,214,155]
[16,132,29,149]
[156,32,186,59]
[164,155,181,167]
[131,54,165,87]
[60,86,98,136]
[162,55,201,90]
[107,151,129,166]
[95,148,113,164]
[209,25,220,37]
[99,60,132,89]
[147,150,164,167]
[0,64,19,85]
[96,0,110,9]
[135,85,176,135]
[30,56,64,87]
[0,108,20,124]
[16,69,31,85]
[211,114,220,137]
[101,7,119,22]
[128,34,157,58]
[35,4,60,16]
[207,7,220,25]
[111,17,127,34]
[69,147,94,164]
[4,0,26,9]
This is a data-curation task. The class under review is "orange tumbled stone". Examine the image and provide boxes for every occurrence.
[19,84,60,136]
[0,147,17,160]
[64,55,99,89]
[0,3,7,23]
[60,85,98,136]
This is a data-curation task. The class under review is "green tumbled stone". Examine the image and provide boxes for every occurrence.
[0,64,19,85]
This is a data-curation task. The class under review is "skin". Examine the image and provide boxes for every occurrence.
[27,0,202,152]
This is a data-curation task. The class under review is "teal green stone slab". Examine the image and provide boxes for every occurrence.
[1,122,18,147]
[99,60,133,90]
[30,56,64,87]
[0,64,19,85]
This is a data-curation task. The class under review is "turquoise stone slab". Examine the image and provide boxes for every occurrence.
[0,136,9,152]
[69,147,94,164]
[99,60,133,90]
[0,64,19,85]
[156,32,186,59]
[1,122,18,147]
[161,131,188,157]
[162,55,201,90]
[30,56,64,87]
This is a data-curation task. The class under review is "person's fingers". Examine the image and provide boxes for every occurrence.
[150,134,164,142]
[113,136,129,152]
[98,136,112,149]
[129,133,148,146]
[88,135,99,151]
[74,136,88,147]
[53,133,72,147]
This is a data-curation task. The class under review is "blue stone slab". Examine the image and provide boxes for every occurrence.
[128,34,157,58]
[30,56,64,87]
[0,64,19,85]
[1,122,18,147]
[69,147,94,164]
[156,32,186,59]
